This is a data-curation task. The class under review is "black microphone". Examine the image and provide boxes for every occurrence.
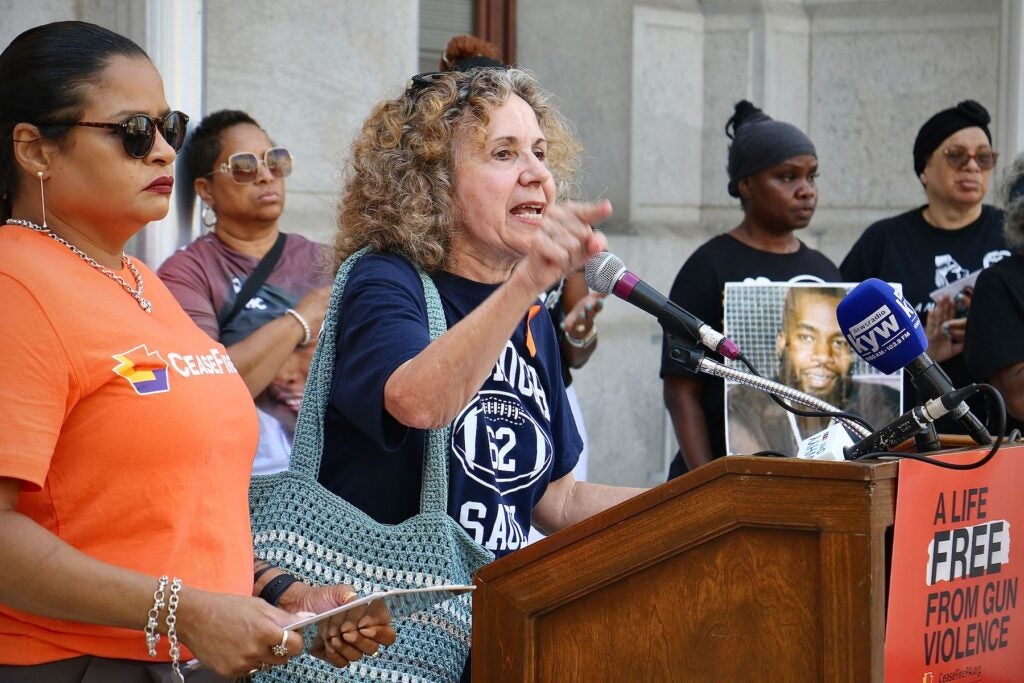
[845,385,981,459]
[835,278,992,446]
[584,252,741,360]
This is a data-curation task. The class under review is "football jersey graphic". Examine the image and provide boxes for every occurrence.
[451,389,554,496]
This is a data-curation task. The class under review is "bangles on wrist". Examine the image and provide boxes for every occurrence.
[564,324,597,348]
[284,308,313,346]
[145,575,184,682]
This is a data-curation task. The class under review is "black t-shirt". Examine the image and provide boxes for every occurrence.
[840,205,1010,430]
[963,252,1024,434]
[661,234,841,476]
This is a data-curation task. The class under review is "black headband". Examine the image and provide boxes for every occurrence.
[726,102,816,198]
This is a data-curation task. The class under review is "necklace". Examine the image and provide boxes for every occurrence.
[5,219,153,313]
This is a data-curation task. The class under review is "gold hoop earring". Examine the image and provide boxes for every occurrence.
[37,171,48,228]
[201,203,217,229]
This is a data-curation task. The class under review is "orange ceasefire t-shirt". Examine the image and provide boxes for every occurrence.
[0,227,258,664]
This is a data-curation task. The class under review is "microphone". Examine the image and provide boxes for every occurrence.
[585,252,741,360]
[845,385,981,459]
[835,278,992,445]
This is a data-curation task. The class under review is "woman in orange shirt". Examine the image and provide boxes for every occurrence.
[0,21,392,681]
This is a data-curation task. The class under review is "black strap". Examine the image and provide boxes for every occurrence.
[219,232,287,329]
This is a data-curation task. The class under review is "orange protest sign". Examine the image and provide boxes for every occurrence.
[885,445,1023,681]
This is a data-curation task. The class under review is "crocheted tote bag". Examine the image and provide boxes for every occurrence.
[249,248,494,682]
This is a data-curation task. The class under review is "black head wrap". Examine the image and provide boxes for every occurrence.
[726,100,816,198]
[912,100,992,176]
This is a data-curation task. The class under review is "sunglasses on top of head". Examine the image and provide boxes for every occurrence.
[74,110,189,159]
[206,147,293,184]
[404,65,509,110]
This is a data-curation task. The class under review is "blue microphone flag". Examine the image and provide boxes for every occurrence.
[835,278,927,375]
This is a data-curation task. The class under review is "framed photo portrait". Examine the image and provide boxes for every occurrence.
[723,282,903,456]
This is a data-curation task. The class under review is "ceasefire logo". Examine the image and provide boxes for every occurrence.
[111,344,170,395]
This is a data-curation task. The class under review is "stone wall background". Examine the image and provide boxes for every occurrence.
[1,0,1012,487]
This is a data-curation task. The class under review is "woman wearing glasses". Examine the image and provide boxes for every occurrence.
[840,100,1011,431]
[158,110,329,476]
[0,22,391,681]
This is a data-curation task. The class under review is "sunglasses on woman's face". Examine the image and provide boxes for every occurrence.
[208,147,293,184]
[942,146,998,171]
[74,111,189,159]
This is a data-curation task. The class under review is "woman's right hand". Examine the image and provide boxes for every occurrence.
[175,588,303,678]
[515,200,611,294]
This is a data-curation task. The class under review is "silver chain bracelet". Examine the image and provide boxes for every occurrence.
[144,576,168,657]
[166,577,183,683]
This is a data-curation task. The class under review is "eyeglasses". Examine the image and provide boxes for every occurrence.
[208,147,293,184]
[75,111,189,159]
[942,147,998,171]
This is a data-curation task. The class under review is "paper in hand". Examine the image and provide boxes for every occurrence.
[284,585,475,631]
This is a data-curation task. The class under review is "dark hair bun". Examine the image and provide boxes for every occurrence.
[726,100,767,140]
[440,35,503,71]
[956,100,991,127]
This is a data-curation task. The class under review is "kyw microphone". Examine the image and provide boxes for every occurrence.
[585,252,741,360]
[835,278,991,445]
[845,386,981,459]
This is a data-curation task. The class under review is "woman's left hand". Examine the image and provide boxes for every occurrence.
[279,583,396,669]
[924,294,967,363]
[563,292,606,342]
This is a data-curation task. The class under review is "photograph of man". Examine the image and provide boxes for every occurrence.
[725,284,902,455]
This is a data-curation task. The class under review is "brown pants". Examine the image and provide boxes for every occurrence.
[0,656,235,683]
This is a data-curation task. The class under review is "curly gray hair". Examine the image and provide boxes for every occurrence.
[997,151,1024,250]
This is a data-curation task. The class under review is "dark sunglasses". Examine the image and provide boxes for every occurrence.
[74,111,189,159]
[942,147,998,171]
[206,147,293,184]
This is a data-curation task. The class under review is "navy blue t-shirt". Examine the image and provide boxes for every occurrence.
[320,252,582,559]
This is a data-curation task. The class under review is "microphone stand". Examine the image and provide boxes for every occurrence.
[913,424,943,453]
[665,335,872,439]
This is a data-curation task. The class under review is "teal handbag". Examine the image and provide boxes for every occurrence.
[249,248,494,682]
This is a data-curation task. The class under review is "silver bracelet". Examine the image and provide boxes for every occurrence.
[145,576,168,657]
[284,308,313,346]
[564,325,597,349]
[166,577,183,683]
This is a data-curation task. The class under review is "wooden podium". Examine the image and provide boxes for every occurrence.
[472,456,899,681]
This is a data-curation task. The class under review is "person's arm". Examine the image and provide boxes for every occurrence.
[0,478,303,678]
[663,375,713,470]
[159,251,331,398]
[990,362,1024,421]
[385,201,611,429]
[558,272,604,369]
[530,471,645,534]
[225,286,330,397]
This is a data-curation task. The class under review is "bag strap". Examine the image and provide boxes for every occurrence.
[219,232,288,329]
[289,247,451,514]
